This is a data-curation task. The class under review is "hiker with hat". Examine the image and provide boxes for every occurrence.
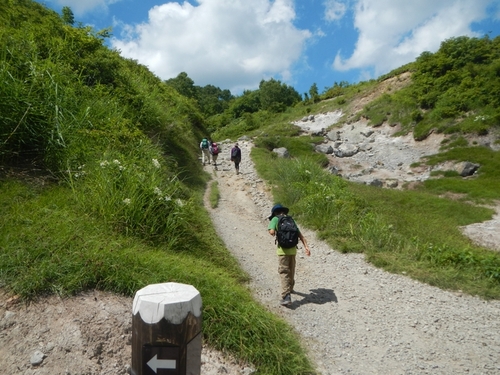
[268,204,311,306]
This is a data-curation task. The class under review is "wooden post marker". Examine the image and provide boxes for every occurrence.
[131,282,202,375]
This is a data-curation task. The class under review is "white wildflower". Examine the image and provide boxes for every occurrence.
[123,198,131,205]
[154,187,162,196]
[176,198,184,207]
[100,160,109,167]
[164,196,172,202]
[152,159,160,168]
[113,159,121,165]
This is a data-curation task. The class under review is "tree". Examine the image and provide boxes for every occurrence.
[196,84,233,117]
[165,72,197,99]
[62,6,74,25]
[259,78,301,112]
[308,83,320,103]
[228,90,261,118]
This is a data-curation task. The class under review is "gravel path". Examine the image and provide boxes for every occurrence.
[205,140,500,375]
[1,127,498,375]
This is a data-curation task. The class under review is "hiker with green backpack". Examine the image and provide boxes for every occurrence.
[268,204,311,306]
[200,138,211,165]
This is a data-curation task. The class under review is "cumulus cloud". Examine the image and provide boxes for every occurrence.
[333,0,492,77]
[111,0,311,93]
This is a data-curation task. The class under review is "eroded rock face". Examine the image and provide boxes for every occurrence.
[289,111,500,253]
[291,111,500,191]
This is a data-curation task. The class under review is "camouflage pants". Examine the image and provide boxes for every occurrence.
[278,255,296,299]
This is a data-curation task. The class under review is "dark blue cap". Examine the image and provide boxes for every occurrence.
[269,204,289,220]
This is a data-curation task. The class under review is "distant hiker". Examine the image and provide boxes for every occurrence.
[200,138,211,165]
[268,204,310,307]
[209,142,220,170]
[230,143,241,174]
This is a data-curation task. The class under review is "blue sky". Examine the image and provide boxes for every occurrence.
[36,0,500,96]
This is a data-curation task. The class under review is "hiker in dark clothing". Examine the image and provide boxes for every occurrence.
[230,143,242,175]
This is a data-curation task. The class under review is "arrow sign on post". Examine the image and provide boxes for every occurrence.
[147,354,176,373]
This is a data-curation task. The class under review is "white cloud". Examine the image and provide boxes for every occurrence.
[324,0,347,22]
[111,0,311,93]
[333,0,492,78]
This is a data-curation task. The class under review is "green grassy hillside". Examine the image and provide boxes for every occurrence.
[208,34,500,300]
[0,1,314,373]
[1,0,500,373]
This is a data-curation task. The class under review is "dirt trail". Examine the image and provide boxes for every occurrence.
[204,140,500,375]
[1,133,499,375]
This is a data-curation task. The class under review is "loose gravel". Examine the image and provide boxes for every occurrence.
[1,124,499,375]
[205,139,500,375]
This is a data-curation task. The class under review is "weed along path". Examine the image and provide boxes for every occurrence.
[204,140,500,375]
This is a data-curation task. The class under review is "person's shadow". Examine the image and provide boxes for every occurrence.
[288,288,337,309]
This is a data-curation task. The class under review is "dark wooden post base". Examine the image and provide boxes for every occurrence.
[131,283,202,375]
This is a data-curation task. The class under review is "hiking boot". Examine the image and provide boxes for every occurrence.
[280,294,292,306]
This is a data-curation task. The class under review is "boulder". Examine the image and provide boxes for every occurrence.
[326,130,341,141]
[334,144,359,157]
[360,130,374,137]
[311,129,325,136]
[30,351,45,366]
[369,179,383,187]
[315,144,334,154]
[387,180,399,188]
[455,161,480,177]
[433,161,480,177]
[328,166,341,175]
[272,147,290,158]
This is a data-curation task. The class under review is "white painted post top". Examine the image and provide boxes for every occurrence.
[133,282,202,324]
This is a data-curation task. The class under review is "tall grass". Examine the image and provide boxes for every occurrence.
[252,148,500,299]
[66,144,193,245]
[209,180,220,208]
[423,146,500,202]
[0,2,316,372]
[0,179,315,374]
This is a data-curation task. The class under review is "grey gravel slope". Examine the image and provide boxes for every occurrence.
[206,140,500,375]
